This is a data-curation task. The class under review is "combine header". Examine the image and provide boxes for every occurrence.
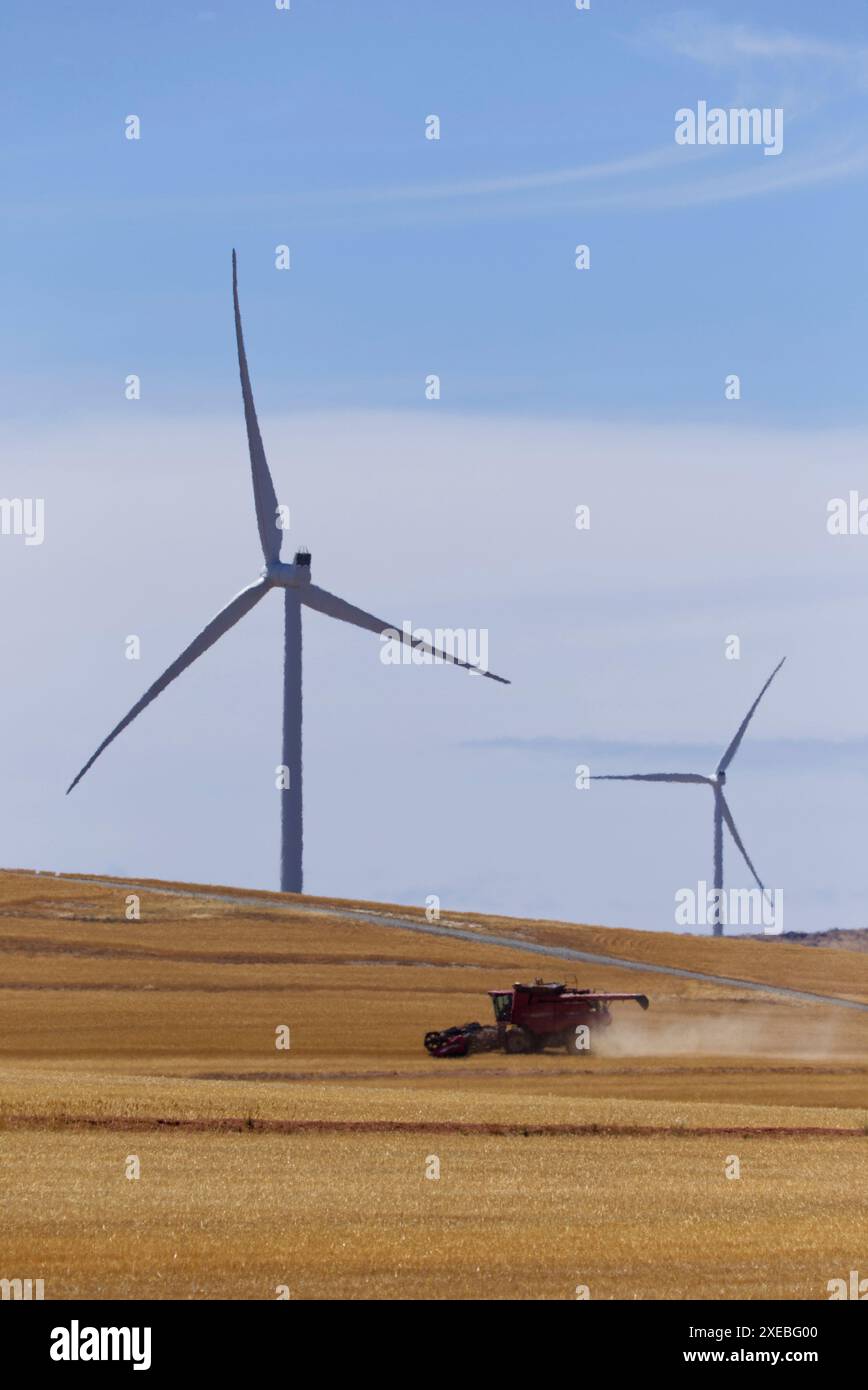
[424,979,649,1058]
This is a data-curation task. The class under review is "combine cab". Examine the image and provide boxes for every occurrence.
[424,979,649,1058]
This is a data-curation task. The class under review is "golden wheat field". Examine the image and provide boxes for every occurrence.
[0,868,865,1300]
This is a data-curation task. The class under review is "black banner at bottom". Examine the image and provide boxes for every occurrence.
[3,1298,862,1374]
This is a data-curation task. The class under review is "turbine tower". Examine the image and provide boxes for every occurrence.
[591,659,785,936]
[67,251,509,892]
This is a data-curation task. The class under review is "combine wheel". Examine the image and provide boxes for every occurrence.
[467,1026,501,1055]
[505,1027,533,1055]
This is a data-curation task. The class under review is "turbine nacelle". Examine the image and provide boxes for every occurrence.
[711,770,726,787]
[264,552,312,588]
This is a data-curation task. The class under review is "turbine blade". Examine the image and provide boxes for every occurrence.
[232,250,282,565]
[301,584,510,684]
[717,657,786,774]
[718,791,765,892]
[591,773,711,784]
[67,578,270,792]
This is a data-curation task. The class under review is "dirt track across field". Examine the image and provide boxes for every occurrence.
[35,869,868,1011]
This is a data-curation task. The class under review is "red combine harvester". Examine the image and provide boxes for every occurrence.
[424,979,650,1058]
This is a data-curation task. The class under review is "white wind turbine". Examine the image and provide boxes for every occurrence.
[67,251,509,892]
[591,659,785,936]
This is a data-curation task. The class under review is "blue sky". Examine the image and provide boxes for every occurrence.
[4,0,868,423]
[3,2,868,934]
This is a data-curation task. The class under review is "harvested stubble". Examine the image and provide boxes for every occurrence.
[0,870,865,1299]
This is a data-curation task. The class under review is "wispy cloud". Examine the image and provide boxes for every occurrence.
[11,14,868,230]
[278,136,868,228]
[306,148,681,205]
[640,11,868,126]
[286,7,868,226]
[578,139,868,213]
[6,19,866,233]
[646,13,868,77]
[16,140,846,226]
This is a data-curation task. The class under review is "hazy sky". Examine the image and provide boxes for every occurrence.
[3,2,868,933]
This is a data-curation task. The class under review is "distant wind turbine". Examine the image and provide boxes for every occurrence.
[67,251,510,892]
[591,659,785,936]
